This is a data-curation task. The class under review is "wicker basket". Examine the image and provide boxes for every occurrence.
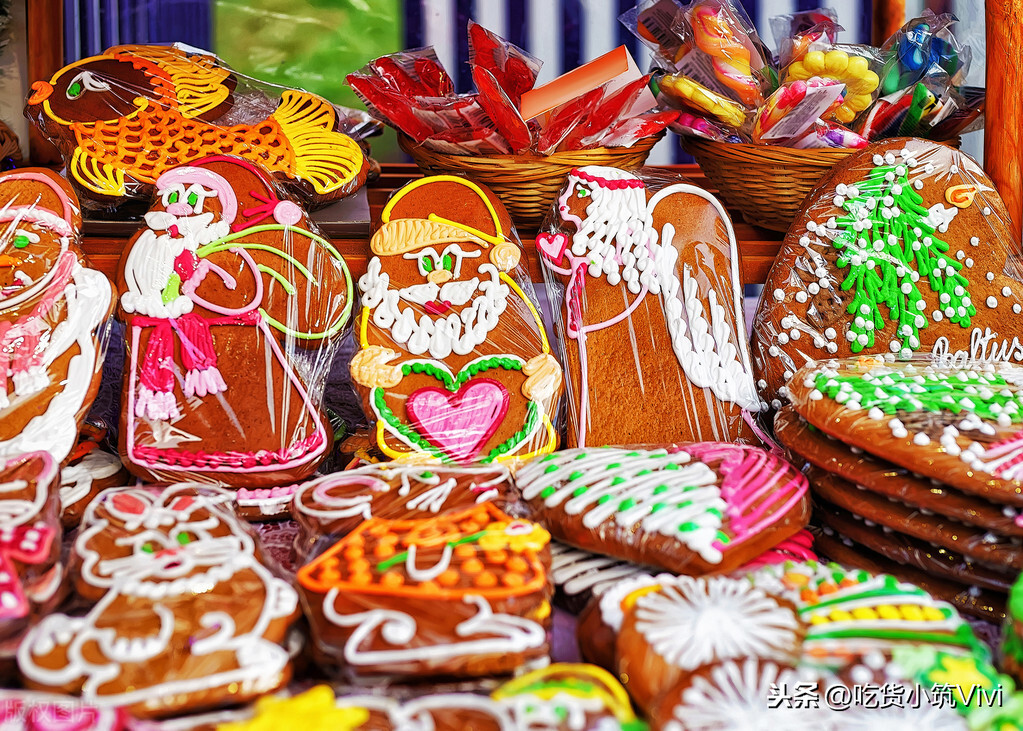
[399,133,664,228]
[682,137,855,233]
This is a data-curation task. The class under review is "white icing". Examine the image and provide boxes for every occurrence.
[59,451,123,512]
[549,542,653,600]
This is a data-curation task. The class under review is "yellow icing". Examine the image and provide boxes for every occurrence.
[380,175,504,242]
[216,686,368,731]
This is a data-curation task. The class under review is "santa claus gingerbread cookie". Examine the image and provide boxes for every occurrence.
[17,484,299,718]
[116,155,353,488]
[537,166,760,447]
[351,175,561,464]
[0,169,114,464]
[753,138,1023,405]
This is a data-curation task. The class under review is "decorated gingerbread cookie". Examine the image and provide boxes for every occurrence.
[27,45,368,208]
[515,443,810,575]
[17,484,299,718]
[296,502,551,679]
[351,175,562,464]
[0,169,114,464]
[787,358,1023,505]
[1004,573,1023,686]
[116,155,352,488]
[0,690,134,730]
[810,466,1023,571]
[775,405,1023,535]
[752,138,1022,405]
[549,541,656,614]
[814,499,1016,596]
[537,166,760,446]
[291,463,511,561]
[0,453,63,660]
[59,449,129,528]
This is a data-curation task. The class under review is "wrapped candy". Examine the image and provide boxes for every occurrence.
[468,20,542,107]
[783,45,882,124]
[656,72,746,127]
[684,0,770,107]
[751,77,846,144]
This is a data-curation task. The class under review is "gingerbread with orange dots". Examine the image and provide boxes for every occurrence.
[296,502,552,679]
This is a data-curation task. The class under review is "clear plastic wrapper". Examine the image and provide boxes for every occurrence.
[618,0,688,69]
[564,75,654,150]
[789,118,869,149]
[295,502,552,680]
[751,77,846,144]
[26,44,376,212]
[597,110,679,147]
[471,67,533,153]
[681,0,772,107]
[769,8,840,51]
[781,42,883,124]
[0,169,115,466]
[879,11,968,97]
[0,453,64,669]
[115,155,354,491]
[467,20,543,108]
[751,138,1018,406]
[655,72,747,128]
[59,445,130,528]
[349,175,563,464]
[775,19,845,70]
[784,357,1023,508]
[536,166,760,447]
[536,86,607,156]
[669,110,735,141]
[514,443,810,576]
[17,483,300,719]
[289,463,516,563]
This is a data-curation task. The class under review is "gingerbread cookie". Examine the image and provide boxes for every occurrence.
[27,45,368,209]
[117,156,352,488]
[59,449,129,527]
[787,358,1023,505]
[351,175,562,463]
[814,500,1017,595]
[297,502,551,679]
[291,463,511,561]
[515,443,810,575]
[752,138,1022,405]
[18,484,300,718]
[537,166,760,446]
[775,405,1023,535]
[814,527,1007,622]
[0,169,114,464]
[0,453,63,660]
[549,541,656,614]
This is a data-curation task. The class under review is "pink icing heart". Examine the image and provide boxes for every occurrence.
[536,232,569,265]
[406,378,510,462]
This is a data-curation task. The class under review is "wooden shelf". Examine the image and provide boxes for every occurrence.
[79,163,784,287]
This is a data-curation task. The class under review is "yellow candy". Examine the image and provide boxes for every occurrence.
[829,609,853,622]
[901,605,924,621]
[803,51,826,75]
[810,615,829,625]
[847,55,870,77]
[834,107,855,124]
[852,607,878,620]
[923,606,946,621]
[824,50,849,75]
[659,74,746,128]
[878,605,900,620]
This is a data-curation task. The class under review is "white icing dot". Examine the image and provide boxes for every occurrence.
[950,164,959,174]
[965,258,974,268]
[970,236,980,246]
[987,296,998,308]
[777,333,789,345]
[795,291,808,303]
[768,346,780,356]
[913,432,931,446]
[1015,305,1022,315]
[1004,287,1012,297]
[987,272,995,281]
[983,206,992,215]
[790,329,801,340]
[773,289,785,302]
[824,328,837,339]
[914,180,923,190]
[933,311,944,322]
[757,379,767,389]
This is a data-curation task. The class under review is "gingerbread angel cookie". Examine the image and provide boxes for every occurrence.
[0,453,63,663]
[116,155,352,488]
[515,444,810,575]
[0,169,114,464]
[536,166,760,447]
[297,502,552,679]
[17,484,299,718]
[753,138,1023,405]
[351,175,562,464]
[27,44,369,209]
[290,463,512,561]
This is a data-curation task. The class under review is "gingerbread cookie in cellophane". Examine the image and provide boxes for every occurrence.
[350,175,562,465]
[753,137,1023,407]
[17,483,300,719]
[26,44,378,211]
[116,155,353,491]
[535,166,761,448]
[0,169,115,465]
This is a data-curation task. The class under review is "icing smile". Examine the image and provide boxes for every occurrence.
[424,300,451,315]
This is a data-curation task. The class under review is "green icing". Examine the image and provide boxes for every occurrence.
[828,162,975,353]
[814,368,1023,422]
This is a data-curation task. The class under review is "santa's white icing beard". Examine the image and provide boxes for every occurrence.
[121,210,230,318]
[359,256,510,360]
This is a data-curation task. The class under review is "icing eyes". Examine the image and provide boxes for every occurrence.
[175,532,193,546]
[65,70,111,100]
[422,257,434,273]
[187,191,199,207]
[576,187,591,199]
[442,254,453,271]
[13,236,28,248]
[167,191,179,204]
[141,541,158,554]
[10,229,40,249]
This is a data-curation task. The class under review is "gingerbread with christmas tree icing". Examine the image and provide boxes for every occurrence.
[787,357,1023,506]
[351,175,562,464]
[538,166,760,447]
[753,138,1023,406]
[116,155,352,489]
[296,502,552,679]
[515,444,810,576]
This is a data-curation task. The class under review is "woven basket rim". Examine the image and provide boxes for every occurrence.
[398,132,664,167]
[682,135,855,163]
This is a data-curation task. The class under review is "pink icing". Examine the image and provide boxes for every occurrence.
[156,166,239,224]
[0,521,57,621]
[682,442,809,552]
[133,430,325,470]
[406,378,510,462]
